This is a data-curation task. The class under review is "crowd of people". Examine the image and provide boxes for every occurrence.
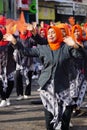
[0,12,87,130]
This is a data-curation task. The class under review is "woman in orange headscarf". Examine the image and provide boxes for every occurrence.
[69,24,87,117]
[71,24,83,45]
[4,24,85,130]
[47,26,63,50]
[57,23,69,38]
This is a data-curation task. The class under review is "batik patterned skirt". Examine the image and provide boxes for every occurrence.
[40,70,87,129]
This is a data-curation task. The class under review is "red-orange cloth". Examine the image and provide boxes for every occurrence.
[0,16,6,26]
[0,27,8,46]
[19,30,32,40]
[71,24,83,44]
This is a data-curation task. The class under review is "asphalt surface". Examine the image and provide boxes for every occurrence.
[0,79,87,130]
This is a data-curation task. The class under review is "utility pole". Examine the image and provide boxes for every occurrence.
[13,0,17,19]
[73,2,75,17]
[36,0,39,24]
[3,0,6,16]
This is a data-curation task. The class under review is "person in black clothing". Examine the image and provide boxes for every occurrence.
[13,30,35,100]
[0,41,15,107]
[0,16,15,107]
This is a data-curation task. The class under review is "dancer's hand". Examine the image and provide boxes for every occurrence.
[3,34,17,45]
[63,36,81,48]
[27,23,37,36]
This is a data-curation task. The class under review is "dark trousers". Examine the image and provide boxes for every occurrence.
[14,70,23,96]
[25,71,32,95]
[14,70,32,96]
[0,80,14,100]
[61,106,73,130]
[44,106,73,130]
[44,109,55,130]
[6,80,14,99]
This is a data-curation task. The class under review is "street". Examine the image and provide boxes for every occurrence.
[0,79,87,130]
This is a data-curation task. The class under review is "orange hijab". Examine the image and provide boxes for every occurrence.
[47,26,63,50]
[71,24,83,44]
[57,23,69,36]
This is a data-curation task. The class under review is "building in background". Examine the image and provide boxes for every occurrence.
[0,0,4,15]
[44,0,87,24]
[8,0,17,19]
[0,0,87,24]
[0,0,37,23]
[83,0,87,3]
[17,0,37,23]
[38,1,55,24]
[0,0,17,19]
[0,0,8,16]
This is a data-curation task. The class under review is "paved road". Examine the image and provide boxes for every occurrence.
[0,79,87,130]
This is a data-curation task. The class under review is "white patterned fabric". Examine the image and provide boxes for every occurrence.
[40,80,62,129]
[0,67,7,92]
[21,67,30,87]
[40,71,87,129]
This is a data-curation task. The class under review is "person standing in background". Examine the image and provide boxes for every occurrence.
[0,16,15,107]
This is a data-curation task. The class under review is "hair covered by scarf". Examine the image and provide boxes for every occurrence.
[56,23,69,36]
[71,24,83,44]
[39,27,47,38]
[47,26,63,50]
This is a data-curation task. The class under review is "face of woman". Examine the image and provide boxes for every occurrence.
[61,28,66,38]
[47,28,57,43]
[40,30,46,38]
[74,28,80,40]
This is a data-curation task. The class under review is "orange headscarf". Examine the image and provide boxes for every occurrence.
[56,23,69,36]
[71,24,83,44]
[47,26,63,50]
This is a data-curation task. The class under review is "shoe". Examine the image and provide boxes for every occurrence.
[6,98,11,106]
[24,95,30,99]
[69,121,73,127]
[72,109,84,117]
[55,121,61,130]
[85,104,87,107]
[32,75,38,79]
[37,87,41,92]
[0,100,7,107]
[16,95,24,100]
